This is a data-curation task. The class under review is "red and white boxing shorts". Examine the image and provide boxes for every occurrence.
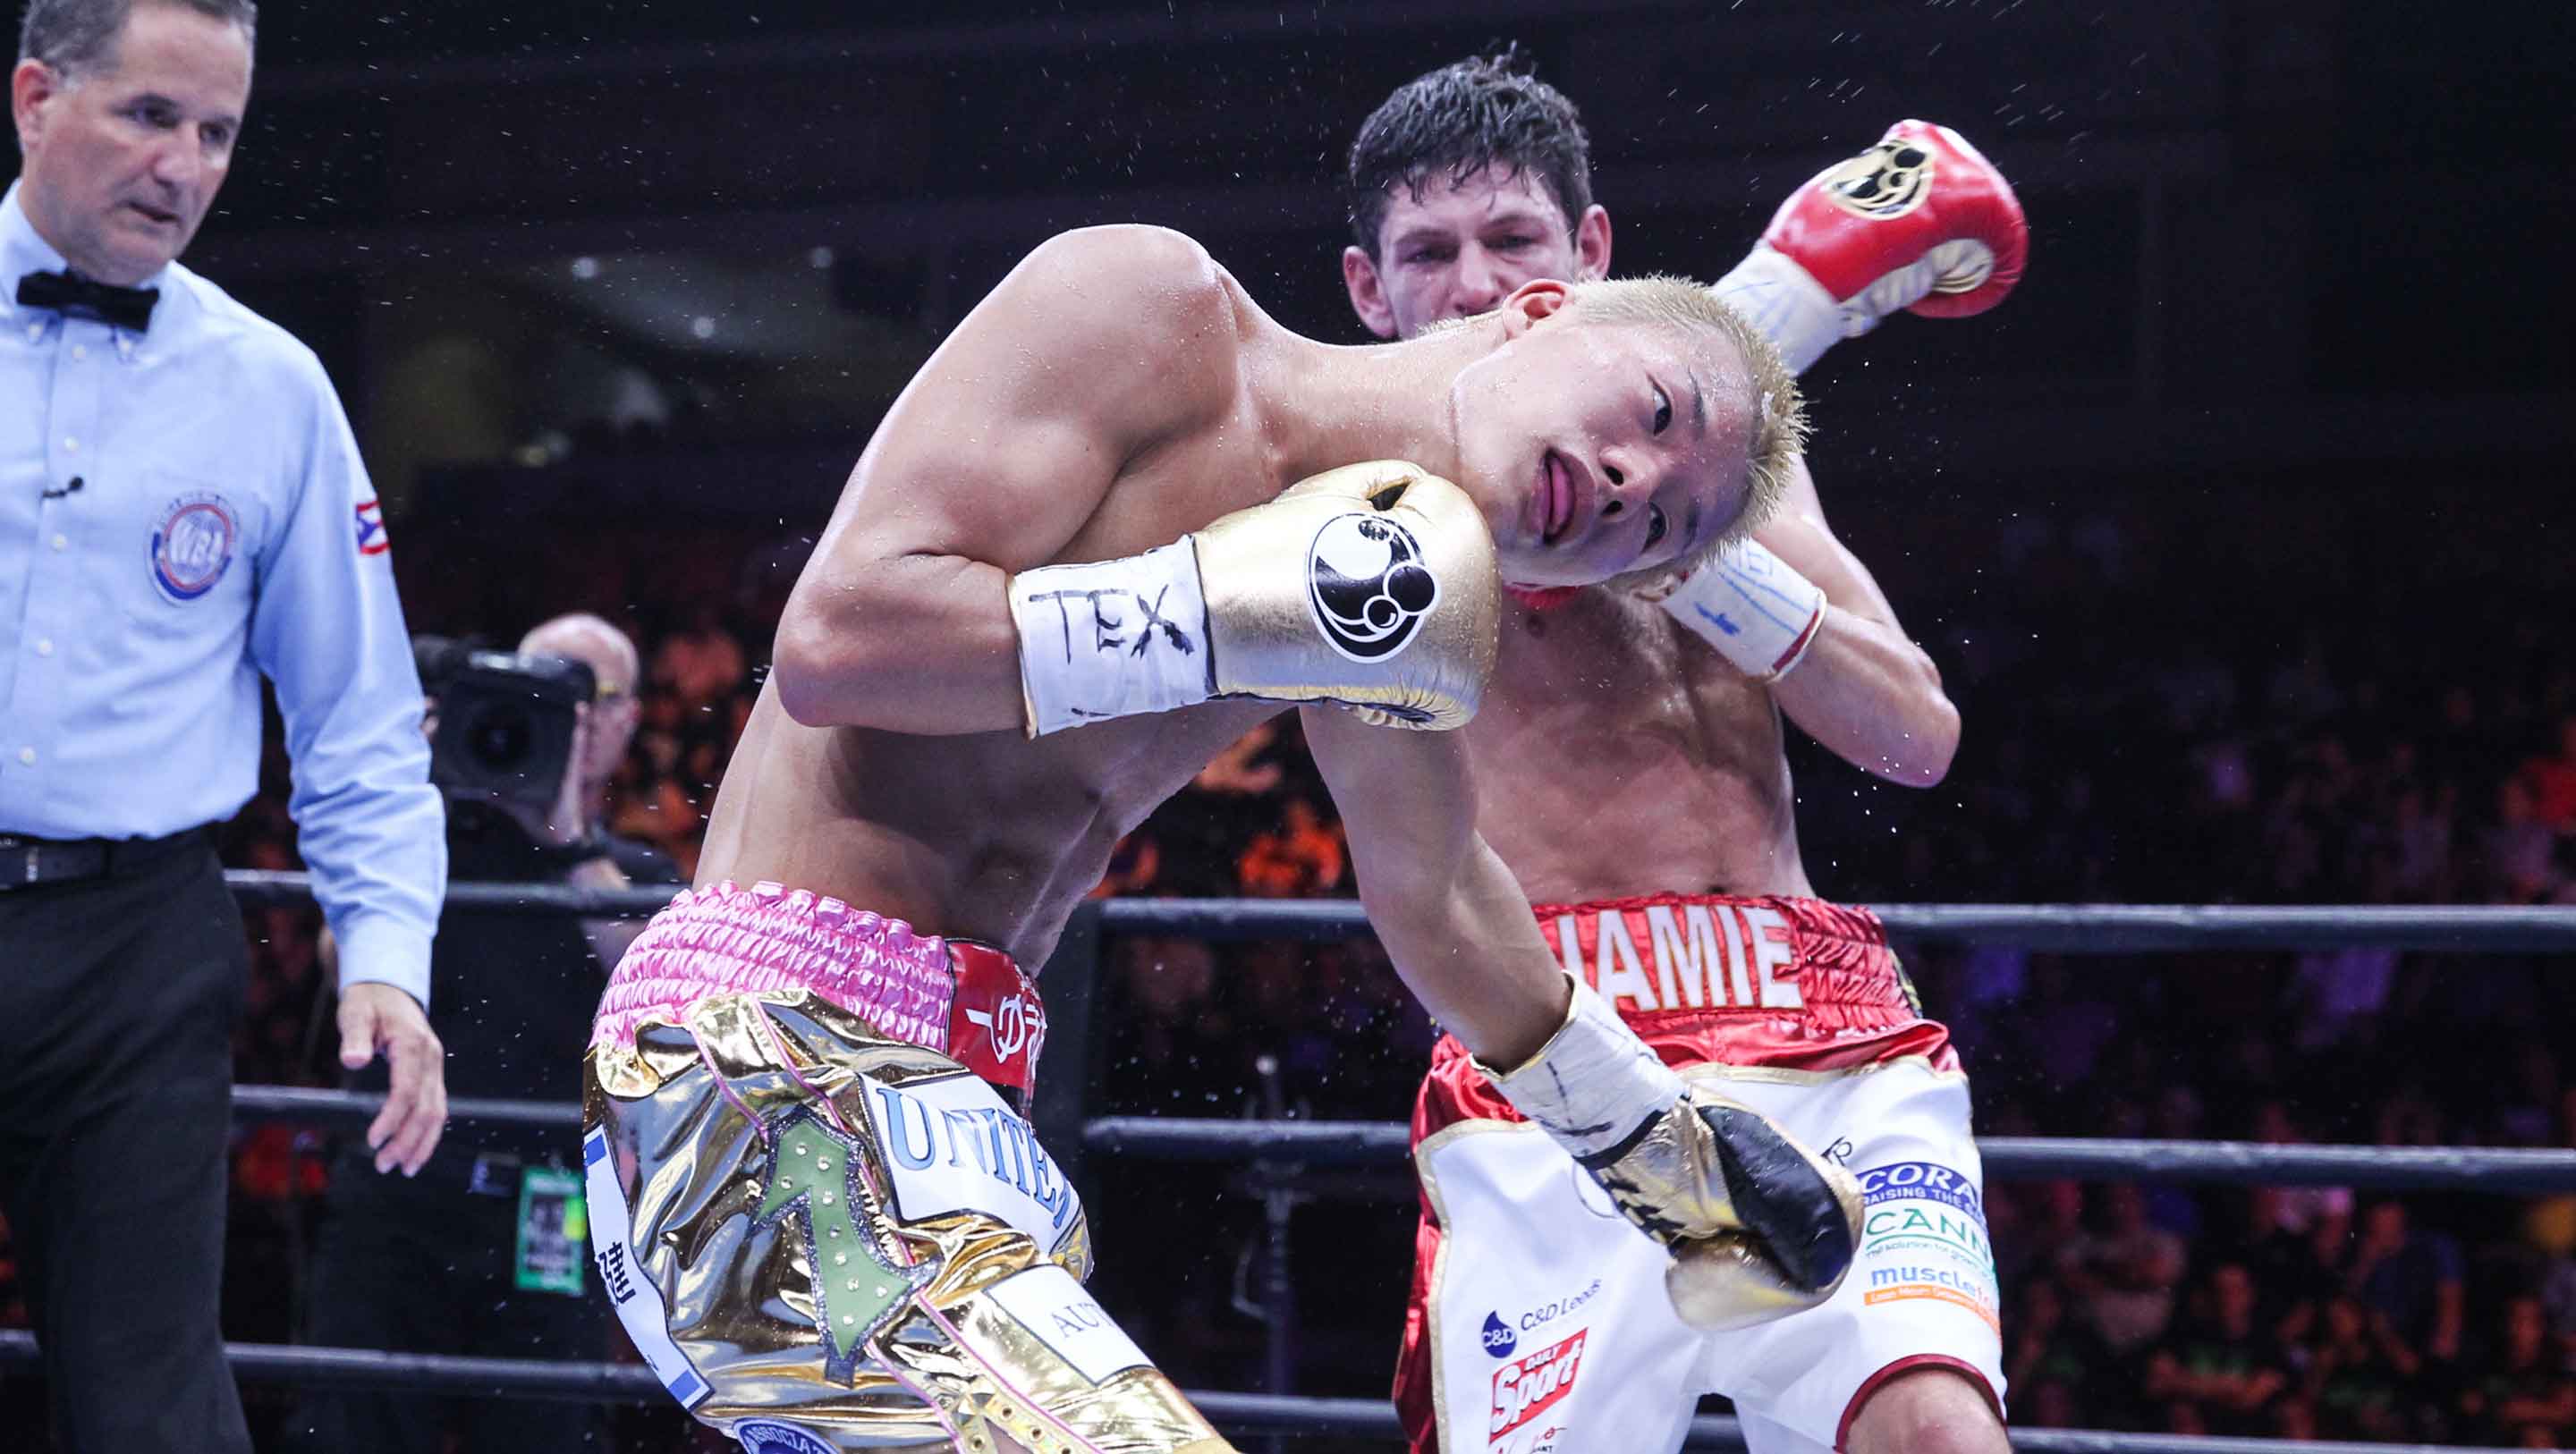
[583,881,1234,1453]
[1394,893,2004,1454]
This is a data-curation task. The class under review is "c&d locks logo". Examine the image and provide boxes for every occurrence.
[1481,1310,1516,1358]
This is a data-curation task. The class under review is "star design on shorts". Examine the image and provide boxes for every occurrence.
[749,1108,939,1382]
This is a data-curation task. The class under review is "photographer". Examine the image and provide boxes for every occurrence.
[288,613,681,1454]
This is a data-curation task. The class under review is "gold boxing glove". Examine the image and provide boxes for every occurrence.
[1479,979,1863,1331]
[1009,461,1498,735]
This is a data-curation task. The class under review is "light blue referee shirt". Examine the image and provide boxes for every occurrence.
[0,182,444,1008]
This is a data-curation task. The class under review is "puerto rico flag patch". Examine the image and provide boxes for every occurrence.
[354,497,390,556]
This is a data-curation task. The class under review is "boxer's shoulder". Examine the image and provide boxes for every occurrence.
[1002,226,1244,415]
[1016,225,1232,330]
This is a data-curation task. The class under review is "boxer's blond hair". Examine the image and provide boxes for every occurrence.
[1563,275,1808,589]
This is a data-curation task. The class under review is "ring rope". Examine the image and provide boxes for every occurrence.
[225,1086,2576,1191]
[0,1332,2528,1452]
[219,871,2576,951]
[1080,1117,2576,1191]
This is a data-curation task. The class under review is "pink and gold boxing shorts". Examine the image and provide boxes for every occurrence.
[583,880,1236,1453]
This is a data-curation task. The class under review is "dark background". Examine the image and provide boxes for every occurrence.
[8,2,2576,1449]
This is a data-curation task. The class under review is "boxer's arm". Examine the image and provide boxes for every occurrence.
[1299,707,1570,1066]
[774,227,1232,735]
[1729,458,1960,786]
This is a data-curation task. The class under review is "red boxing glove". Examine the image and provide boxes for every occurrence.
[1712,120,2028,375]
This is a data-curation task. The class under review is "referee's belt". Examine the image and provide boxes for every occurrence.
[0,827,207,891]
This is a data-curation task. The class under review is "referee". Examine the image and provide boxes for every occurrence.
[0,3,448,1451]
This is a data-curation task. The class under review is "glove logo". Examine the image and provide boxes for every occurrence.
[1823,139,1934,220]
[1305,512,1439,663]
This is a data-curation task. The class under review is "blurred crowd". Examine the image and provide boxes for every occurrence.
[5,493,2571,1450]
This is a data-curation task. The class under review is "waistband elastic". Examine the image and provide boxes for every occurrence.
[591,881,1047,1102]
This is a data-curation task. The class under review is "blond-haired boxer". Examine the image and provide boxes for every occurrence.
[583,223,1862,1454]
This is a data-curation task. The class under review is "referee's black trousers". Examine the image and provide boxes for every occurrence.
[0,834,253,1454]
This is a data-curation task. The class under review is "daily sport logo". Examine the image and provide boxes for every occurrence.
[1489,1329,1586,1441]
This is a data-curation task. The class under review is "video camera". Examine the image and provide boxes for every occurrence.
[413,635,597,812]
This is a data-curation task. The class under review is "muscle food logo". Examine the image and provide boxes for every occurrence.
[1824,138,1934,219]
[1306,512,1438,663]
[1864,1265,2001,1331]
[1488,1329,1585,1441]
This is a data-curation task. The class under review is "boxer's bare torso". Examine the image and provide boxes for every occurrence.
[1468,588,1811,903]
[699,233,1298,964]
[708,693,1283,967]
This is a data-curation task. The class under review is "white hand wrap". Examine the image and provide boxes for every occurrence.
[1657,537,1826,683]
[1709,247,1848,377]
[1710,244,1953,378]
[1476,978,1688,1162]
[1009,541,1213,736]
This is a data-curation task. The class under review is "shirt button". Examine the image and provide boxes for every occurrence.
[35,639,53,657]
[50,534,68,551]
[70,344,86,362]
[15,748,33,766]
[63,437,79,453]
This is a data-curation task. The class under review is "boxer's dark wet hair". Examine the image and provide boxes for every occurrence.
[1347,45,1593,260]
[19,0,257,80]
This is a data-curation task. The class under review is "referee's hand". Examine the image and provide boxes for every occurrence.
[338,983,448,1176]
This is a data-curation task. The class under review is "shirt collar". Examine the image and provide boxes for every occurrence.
[3,182,182,344]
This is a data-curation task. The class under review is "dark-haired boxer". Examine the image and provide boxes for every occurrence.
[582,225,1863,1454]
[1341,55,2028,1454]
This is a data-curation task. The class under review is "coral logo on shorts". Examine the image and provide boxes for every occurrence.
[1824,138,1934,219]
[733,1421,835,1454]
[1306,512,1438,664]
[1489,1329,1585,1441]
[149,492,238,601]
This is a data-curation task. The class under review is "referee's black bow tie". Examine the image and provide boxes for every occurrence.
[16,269,157,333]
